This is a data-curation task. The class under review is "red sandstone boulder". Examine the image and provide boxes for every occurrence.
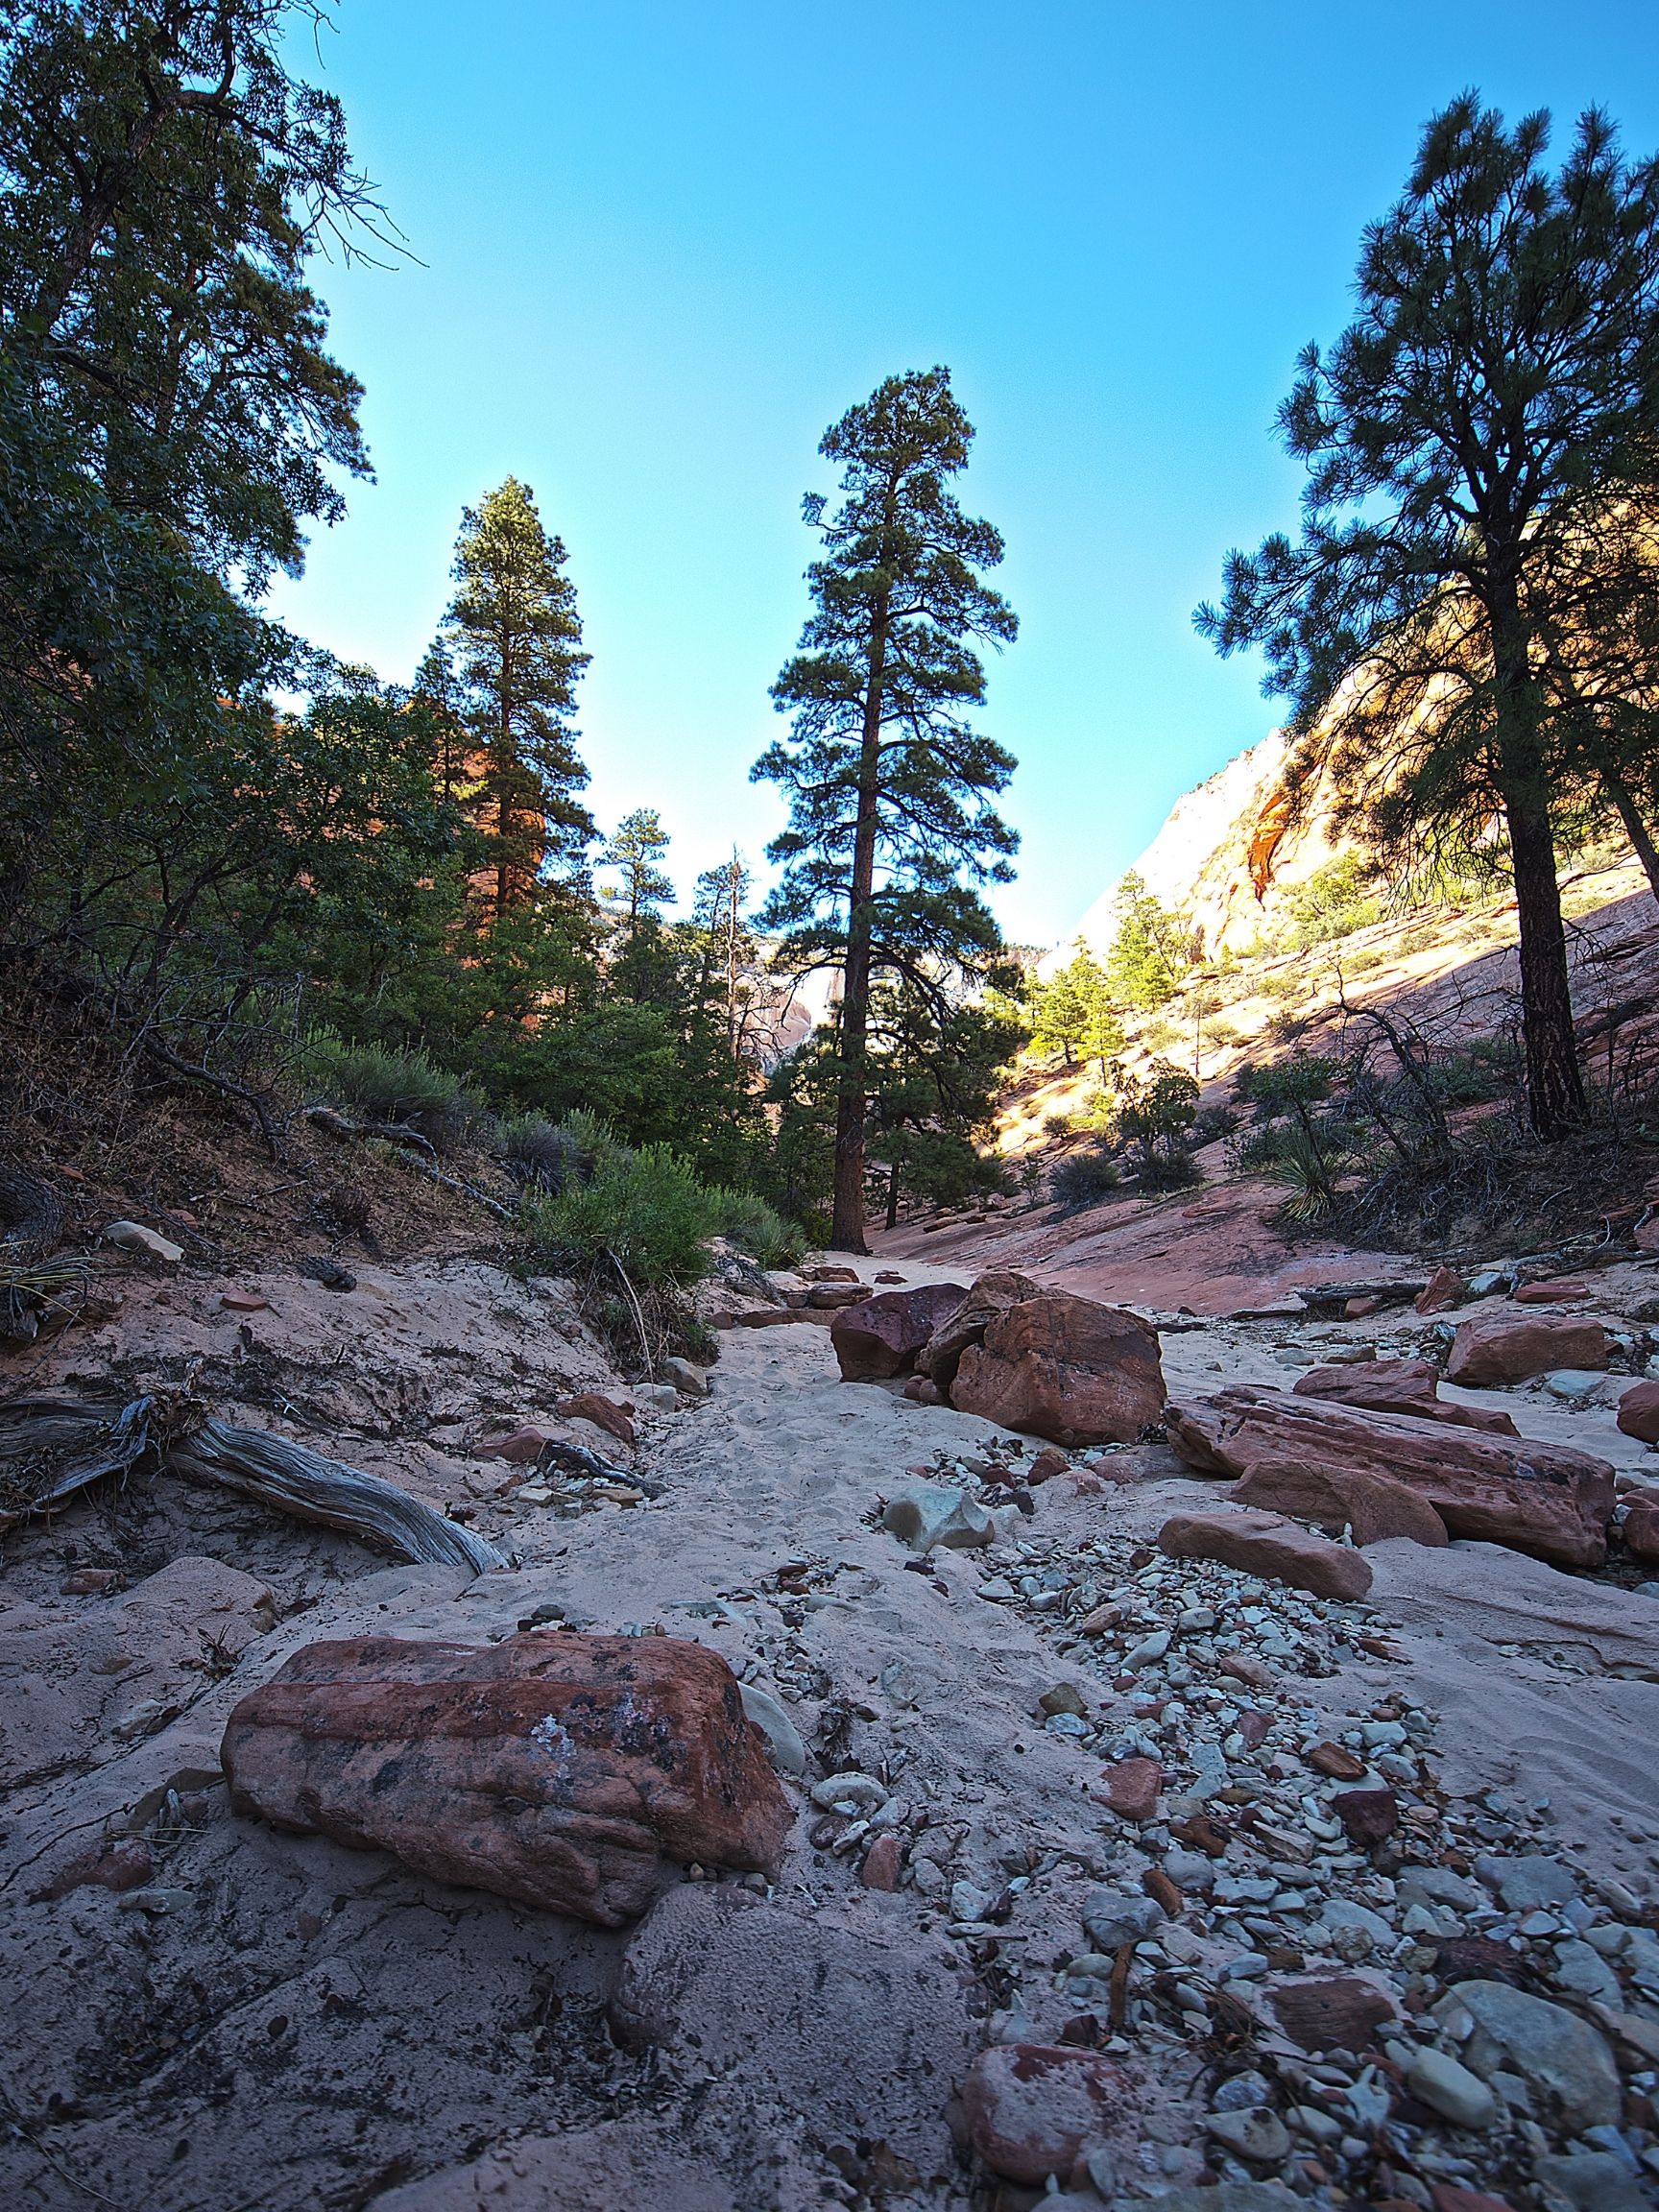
[1166,1386,1614,1570]
[1446,1313,1610,1387]
[221,1632,792,1927]
[915,1269,1046,1390]
[962,2043,1139,2184]
[950,1293,1165,1447]
[1513,1279,1591,1304]
[805,1281,874,1310]
[1618,1380,1659,1445]
[830,1281,970,1382]
[1227,1458,1449,1548]
[1294,1358,1519,1436]
[1158,1507,1374,1599]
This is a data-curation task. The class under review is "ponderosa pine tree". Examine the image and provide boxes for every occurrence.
[1197,97,1659,1139]
[690,850,761,1061]
[754,367,1018,1251]
[440,477,592,913]
[599,807,674,936]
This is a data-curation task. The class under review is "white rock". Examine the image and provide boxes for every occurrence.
[808,1770,885,1813]
[740,1685,807,1777]
[1407,2047,1497,2128]
[661,1356,709,1397]
[103,1219,183,1263]
[881,1483,994,1554]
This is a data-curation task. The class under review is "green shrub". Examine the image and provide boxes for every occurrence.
[1282,855,1382,948]
[519,1143,717,1288]
[496,1114,584,1191]
[709,1187,805,1268]
[305,1035,479,1153]
[1049,1147,1121,1209]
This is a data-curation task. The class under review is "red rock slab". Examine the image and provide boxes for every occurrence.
[962,2043,1139,2184]
[805,1281,874,1310]
[1227,1458,1449,1549]
[1618,1380,1659,1445]
[1445,1312,1610,1387]
[558,1394,637,1449]
[1415,1264,1468,1314]
[221,1632,793,1927]
[1512,1279,1591,1304]
[1157,1508,1374,1600]
[951,1292,1166,1448]
[1268,1975,1398,2052]
[830,1281,970,1382]
[1166,1386,1615,1570]
[220,1289,269,1312]
[476,1428,550,1464]
[1294,1358,1519,1436]
[1091,1756,1163,1821]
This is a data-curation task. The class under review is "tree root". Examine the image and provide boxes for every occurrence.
[0,1393,505,1575]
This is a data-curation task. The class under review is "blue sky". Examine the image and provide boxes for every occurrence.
[270,1,1659,948]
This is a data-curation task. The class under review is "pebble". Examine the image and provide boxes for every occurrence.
[1204,2106,1291,2163]
[1082,1888,1166,1950]
[1478,1854,1579,1912]
[808,1771,884,1813]
[1532,2151,1650,2212]
[1038,1682,1088,1718]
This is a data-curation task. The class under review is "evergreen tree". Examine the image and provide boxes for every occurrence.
[1106,873,1190,1011]
[599,807,674,935]
[754,366,1018,1251]
[440,477,592,914]
[689,850,761,1060]
[1030,940,1123,1072]
[865,986,1021,1228]
[1198,97,1659,1138]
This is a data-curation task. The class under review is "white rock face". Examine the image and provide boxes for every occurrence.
[1045,724,1349,969]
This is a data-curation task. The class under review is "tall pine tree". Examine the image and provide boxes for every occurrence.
[439,478,592,914]
[1198,98,1659,1139]
[755,367,1018,1250]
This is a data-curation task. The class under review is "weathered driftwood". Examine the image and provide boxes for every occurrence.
[303,1105,514,1221]
[0,1394,504,1574]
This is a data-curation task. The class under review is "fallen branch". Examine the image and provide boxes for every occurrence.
[304,1105,514,1221]
[0,1394,504,1575]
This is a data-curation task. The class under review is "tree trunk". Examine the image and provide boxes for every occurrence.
[1488,586,1585,1141]
[1504,787,1587,1139]
[1601,766,1659,909]
[885,1158,901,1232]
[830,604,890,1253]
